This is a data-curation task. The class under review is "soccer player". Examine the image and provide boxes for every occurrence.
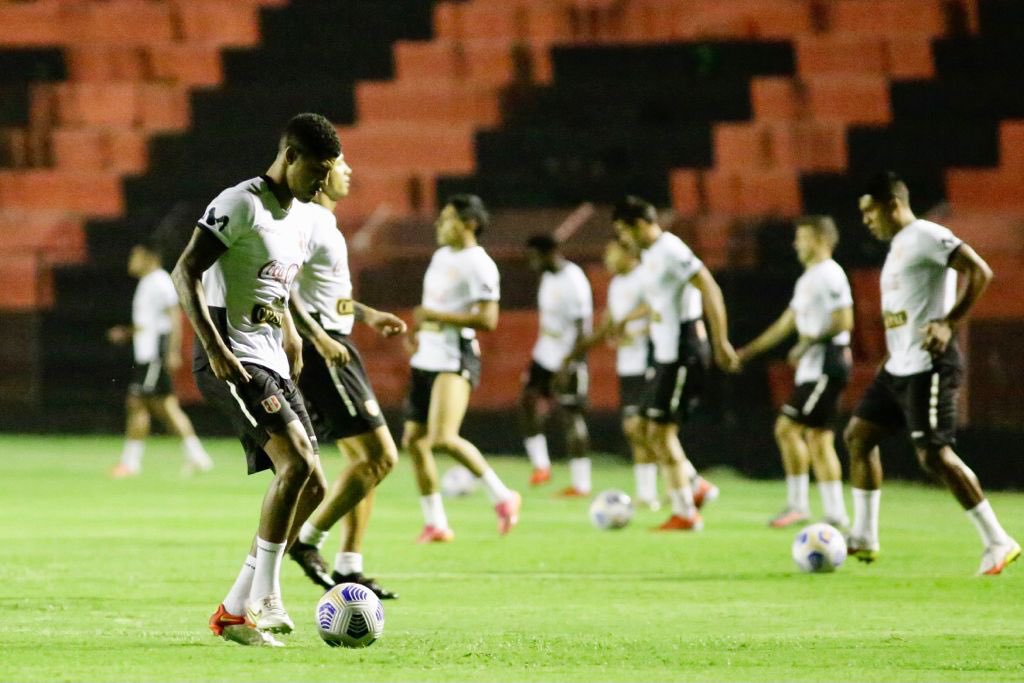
[403,194,521,542]
[172,113,340,646]
[108,242,212,477]
[845,171,1019,574]
[286,155,405,599]
[520,234,594,496]
[613,196,737,531]
[737,216,853,529]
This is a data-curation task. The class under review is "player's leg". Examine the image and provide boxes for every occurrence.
[624,413,659,510]
[650,420,702,530]
[557,364,592,496]
[806,427,849,528]
[148,395,213,473]
[112,393,149,477]
[520,362,552,485]
[769,414,811,527]
[842,416,888,561]
[404,418,453,542]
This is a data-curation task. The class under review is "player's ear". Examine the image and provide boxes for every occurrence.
[284,145,300,164]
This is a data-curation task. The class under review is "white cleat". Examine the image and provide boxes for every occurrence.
[222,623,285,647]
[977,538,1022,576]
[182,458,214,476]
[249,594,294,634]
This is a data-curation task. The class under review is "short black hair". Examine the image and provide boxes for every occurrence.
[132,240,163,262]
[863,171,910,205]
[795,215,839,249]
[612,195,657,225]
[526,233,558,254]
[445,194,489,235]
[282,113,341,160]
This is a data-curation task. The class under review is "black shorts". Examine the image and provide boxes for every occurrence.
[781,376,847,429]
[194,359,318,474]
[128,359,172,397]
[523,360,588,409]
[619,374,646,418]
[299,332,386,443]
[642,321,709,423]
[404,337,482,424]
[853,347,963,449]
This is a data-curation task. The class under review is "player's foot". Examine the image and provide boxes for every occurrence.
[555,486,589,498]
[635,498,662,512]
[495,491,522,535]
[823,515,851,533]
[332,571,398,600]
[109,463,139,479]
[248,593,294,634]
[977,538,1021,576]
[692,478,719,509]
[416,525,455,544]
[529,468,551,486]
[182,457,214,476]
[288,541,334,590]
[208,603,283,647]
[845,535,880,563]
[652,513,703,532]
[768,508,809,528]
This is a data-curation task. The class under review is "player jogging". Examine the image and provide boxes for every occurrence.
[173,113,339,646]
[737,216,852,529]
[845,171,1019,574]
[403,194,521,543]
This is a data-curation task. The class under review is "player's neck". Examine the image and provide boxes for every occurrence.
[804,252,829,269]
[454,233,478,251]
[262,169,294,210]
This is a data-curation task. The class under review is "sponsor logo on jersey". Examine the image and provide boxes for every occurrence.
[261,395,282,414]
[258,260,300,287]
[335,299,354,316]
[882,310,908,329]
[252,303,284,327]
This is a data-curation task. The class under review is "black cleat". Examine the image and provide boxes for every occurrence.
[331,571,398,600]
[289,542,335,590]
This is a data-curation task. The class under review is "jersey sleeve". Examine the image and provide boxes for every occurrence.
[468,251,501,302]
[917,221,963,267]
[671,237,704,283]
[824,263,853,311]
[196,189,255,248]
[156,271,179,309]
[570,267,593,319]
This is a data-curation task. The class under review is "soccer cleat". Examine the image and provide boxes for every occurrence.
[529,468,551,486]
[977,539,1021,576]
[288,541,334,590]
[182,457,214,476]
[249,593,294,634]
[692,478,719,509]
[652,513,703,532]
[332,571,398,600]
[495,491,522,535]
[555,486,589,498]
[768,508,810,528]
[416,525,455,544]
[635,498,662,512]
[823,516,851,533]
[845,536,880,563]
[208,604,283,647]
[109,463,140,479]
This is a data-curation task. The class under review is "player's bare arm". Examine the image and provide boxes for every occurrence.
[355,302,407,338]
[288,288,351,367]
[690,266,740,372]
[922,243,993,356]
[282,307,303,381]
[172,227,251,384]
[165,303,184,373]
[414,300,498,332]
[737,308,796,365]
[788,306,853,367]
[566,311,615,365]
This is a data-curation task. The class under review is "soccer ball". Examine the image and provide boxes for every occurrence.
[791,522,847,573]
[315,583,385,647]
[441,464,479,498]
[588,489,634,530]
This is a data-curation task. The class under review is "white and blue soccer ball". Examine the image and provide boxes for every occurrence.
[588,489,634,530]
[441,464,479,498]
[791,522,847,573]
[316,583,385,648]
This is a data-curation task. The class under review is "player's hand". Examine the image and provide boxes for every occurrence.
[714,341,741,374]
[369,309,407,338]
[921,319,953,356]
[165,351,182,374]
[106,325,131,345]
[209,346,251,384]
[787,338,812,368]
[284,333,303,381]
[314,333,351,367]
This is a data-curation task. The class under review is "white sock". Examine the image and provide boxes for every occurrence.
[668,486,696,518]
[335,552,363,576]
[420,493,449,530]
[479,467,513,504]
[120,439,144,470]
[851,488,880,545]
[250,537,285,603]
[634,463,658,502]
[966,499,1011,548]
[818,480,848,524]
[298,521,328,549]
[524,434,551,470]
[786,474,810,512]
[569,457,592,493]
[682,458,698,483]
[222,555,256,616]
[182,435,210,464]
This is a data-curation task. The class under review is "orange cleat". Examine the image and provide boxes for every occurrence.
[529,468,551,486]
[769,508,810,529]
[692,478,719,509]
[495,491,522,535]
[416,525,455,544]
[109,463,139,479]
[208,603,283,647]
[555,486,589,498]
[652,513,703,532]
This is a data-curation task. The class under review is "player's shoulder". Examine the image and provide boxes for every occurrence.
[211,176,262,206]
[464,245,498,270]
[819,258,849,280]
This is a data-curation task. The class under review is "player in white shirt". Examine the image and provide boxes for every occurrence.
[613,196,737,531]
[173,113,341,646]
[737,216,853,529]
[107,242,212,478]
[403,195,521,542]
[846,172,1018,575]
[285,156,406,599]
[520,234,594,497]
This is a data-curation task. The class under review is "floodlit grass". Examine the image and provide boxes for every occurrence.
[1,434,1022,682]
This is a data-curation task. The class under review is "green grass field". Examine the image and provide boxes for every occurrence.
[1,433,1022,682]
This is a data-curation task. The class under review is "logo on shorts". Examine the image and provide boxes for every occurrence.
[261,395,282,414]
[364,399,380,417]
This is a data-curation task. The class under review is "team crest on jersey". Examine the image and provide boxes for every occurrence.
[364,399,380,417]
[261,395,282,414]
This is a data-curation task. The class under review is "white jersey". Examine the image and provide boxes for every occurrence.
[132,268,177,364]
[197,176,325,378]
[532,261,593,371]
[790,258,853,384]
[607,266,650,377]
[880,219,962,376]
[296,204,354,335]
[640,231,704,364]
[411,245,500,373]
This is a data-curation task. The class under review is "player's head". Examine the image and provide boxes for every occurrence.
[127,242,162,278]
[612,195,659,248]
[603,238,639,275]
[319,153,353,203]
[859,171,912,241]
[793,215,838,265]
[278,113,341,202]
[436,194,489,247]
[525,233,559,272]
